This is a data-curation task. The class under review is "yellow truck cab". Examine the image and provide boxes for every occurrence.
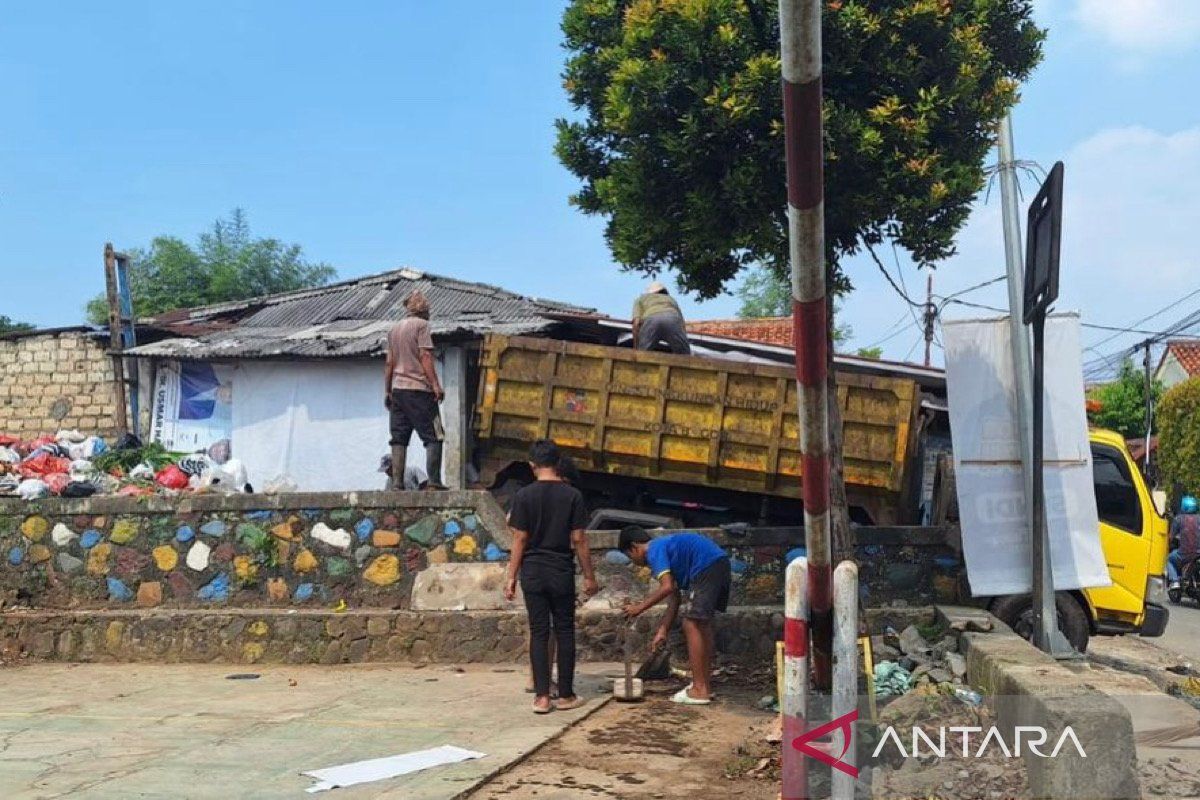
[988,427,1170,651]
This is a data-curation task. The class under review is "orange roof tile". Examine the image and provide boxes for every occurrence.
[1166,339,1200,376]
[686,317,793,347]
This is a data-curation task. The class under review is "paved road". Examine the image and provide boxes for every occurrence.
[0,662,615,799]
[1158,598,1200,664]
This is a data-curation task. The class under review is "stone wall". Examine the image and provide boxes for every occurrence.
[0,491,510,611]
[0,607,781,665]
[0,329,120,437]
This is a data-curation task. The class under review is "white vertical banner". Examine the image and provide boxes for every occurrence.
[942,313,1109,595]
[150,361,234,456]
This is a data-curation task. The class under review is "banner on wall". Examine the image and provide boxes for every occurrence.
[150,362,234,457]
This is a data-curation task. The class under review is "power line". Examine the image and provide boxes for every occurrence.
[938,275,1006,304]
[1086,287,1200,350]
[864,239,924,309]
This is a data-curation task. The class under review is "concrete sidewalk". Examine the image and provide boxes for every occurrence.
[0,662,616,799]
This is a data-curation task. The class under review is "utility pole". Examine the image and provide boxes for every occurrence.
[923,273,935,367]
[1143,341,1154,476]
[104,243,130,435]
[998,114,1066,655]
[779,0,833,689]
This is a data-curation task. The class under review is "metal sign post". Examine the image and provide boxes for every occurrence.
[1022,162,1067,654]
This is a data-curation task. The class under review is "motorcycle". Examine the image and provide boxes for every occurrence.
[1169,554,1200,605]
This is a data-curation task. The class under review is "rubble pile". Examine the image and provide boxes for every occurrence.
[0,430,250,500]
[872,624,970,697]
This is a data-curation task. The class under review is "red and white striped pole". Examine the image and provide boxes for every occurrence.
[782,556,809,800]
[779,0,833,687]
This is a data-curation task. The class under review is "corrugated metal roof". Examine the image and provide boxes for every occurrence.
[129,268,596,360]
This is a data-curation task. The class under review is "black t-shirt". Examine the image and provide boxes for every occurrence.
[508,480,588,573]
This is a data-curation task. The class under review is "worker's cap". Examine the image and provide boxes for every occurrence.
[647,280,668,294]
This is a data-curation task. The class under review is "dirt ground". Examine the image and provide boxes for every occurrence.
[469,681,780,800]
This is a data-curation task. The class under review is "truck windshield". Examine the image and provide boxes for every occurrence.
[1092,444,1142,535]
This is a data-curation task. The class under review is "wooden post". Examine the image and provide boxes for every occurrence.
[103,243,129,435]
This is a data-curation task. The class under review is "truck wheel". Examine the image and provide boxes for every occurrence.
[990,593,1090,653]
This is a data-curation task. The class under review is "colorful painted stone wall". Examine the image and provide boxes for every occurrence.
[0,491,510,610]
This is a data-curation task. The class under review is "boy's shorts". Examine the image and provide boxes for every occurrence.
[685,557,732,620]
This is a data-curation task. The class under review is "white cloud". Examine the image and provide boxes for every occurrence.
[1073,0,1200,52]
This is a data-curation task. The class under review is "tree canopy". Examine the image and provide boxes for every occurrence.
[86,210,335,323]
[0,316,34,335]
[556,0,1044,298]
[1086,360,1161,440]
[1157,377,1200,498]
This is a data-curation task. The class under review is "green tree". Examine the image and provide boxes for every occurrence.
[734,265,852,343]
[0,315,34,335]
[855,346,883,359]
[1157,377,1200,499]
[556,0,1043,296]
[86,209,335,323]
[1086,360,1162,440]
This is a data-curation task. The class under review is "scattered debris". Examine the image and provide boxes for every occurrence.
[302,745,486,793]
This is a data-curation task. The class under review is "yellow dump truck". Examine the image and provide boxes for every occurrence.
[475,334,922,525]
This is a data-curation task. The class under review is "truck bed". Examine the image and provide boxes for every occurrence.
[475,335,920,517]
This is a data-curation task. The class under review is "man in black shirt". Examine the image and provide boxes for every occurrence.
[505,440,598,713]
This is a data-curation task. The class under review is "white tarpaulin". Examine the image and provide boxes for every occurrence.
[231,361,429,492]
[942,313,1109,596]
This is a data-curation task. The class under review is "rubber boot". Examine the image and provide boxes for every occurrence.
[425,441,445,490]
[389,445,406,491]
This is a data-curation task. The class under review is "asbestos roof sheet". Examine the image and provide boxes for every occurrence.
[128,268,595,360]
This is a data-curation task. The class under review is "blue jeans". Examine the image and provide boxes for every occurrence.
[1169,549,1188,582]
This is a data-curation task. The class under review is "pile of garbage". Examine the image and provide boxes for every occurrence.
[0,431,250,500]
[871,623,974,699]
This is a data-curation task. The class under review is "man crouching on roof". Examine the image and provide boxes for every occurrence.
[618,527,731,705]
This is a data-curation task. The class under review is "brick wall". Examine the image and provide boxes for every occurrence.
[0,330,120,438]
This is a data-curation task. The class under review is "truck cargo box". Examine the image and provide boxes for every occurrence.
[475,335,920,519]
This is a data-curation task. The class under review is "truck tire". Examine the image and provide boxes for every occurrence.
[989,592,1091,653]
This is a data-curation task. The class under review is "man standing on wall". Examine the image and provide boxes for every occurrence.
[631,281,691,355]
[385,290,445,490]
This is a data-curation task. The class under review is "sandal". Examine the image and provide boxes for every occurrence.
[555,696,586,711]
[532,698,554,714]
[670,688,712,705]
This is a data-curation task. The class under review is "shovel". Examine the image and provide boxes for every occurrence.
[612,622,644,702]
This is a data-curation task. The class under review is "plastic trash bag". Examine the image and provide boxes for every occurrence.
[17,478,49,500]
[69,459,96,476]
[44,473,71,495]
[55,429,86,444]
[61,481,97,498]
[128,463,155,481]
[83,436,108,458]
[155,465,190,490]
[201,458,250,492]
[0,475,19,494]
[177,454,213,476]
[115,433,142,451]
[263,475,298,494]
[117,484,154,497]
[0,447,20,464]
[874,661,913,697]
[20,451,72,477]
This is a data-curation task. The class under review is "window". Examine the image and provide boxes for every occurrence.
[1091,445,1142,534]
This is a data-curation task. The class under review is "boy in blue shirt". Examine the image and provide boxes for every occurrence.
[619,527,731,705]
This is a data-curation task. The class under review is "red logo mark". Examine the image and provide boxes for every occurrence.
[791,710,859,778]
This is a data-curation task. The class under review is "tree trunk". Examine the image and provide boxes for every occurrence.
[827,291,854,564]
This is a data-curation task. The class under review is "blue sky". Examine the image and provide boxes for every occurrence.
[2,1,1197,367]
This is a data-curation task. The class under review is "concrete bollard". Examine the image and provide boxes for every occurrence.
[782,556,809,800]
[832,561,859,800]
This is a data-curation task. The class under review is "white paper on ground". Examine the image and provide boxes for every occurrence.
[303,745,486,793]
[942,313,1109,596]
